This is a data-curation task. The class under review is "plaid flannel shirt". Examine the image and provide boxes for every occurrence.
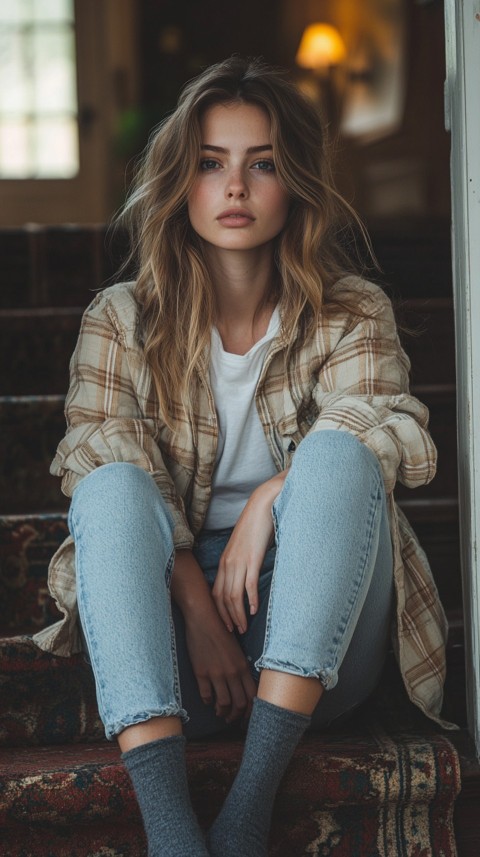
[33,278,454,729]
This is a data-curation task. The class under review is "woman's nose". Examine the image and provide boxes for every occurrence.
[225,168,248,199]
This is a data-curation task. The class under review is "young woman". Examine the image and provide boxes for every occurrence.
[34,56,450,857]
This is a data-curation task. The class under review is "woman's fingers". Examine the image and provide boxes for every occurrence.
[215,554,260,634]
[212,484,277,631]
[211,666,254,722]
[245,568,260,616]
[196,674,214,707]
[223,561,250,633]
[212,678,232,719]
[212,569,234,632]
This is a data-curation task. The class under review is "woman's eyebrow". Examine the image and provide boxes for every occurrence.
[200,144,273,153]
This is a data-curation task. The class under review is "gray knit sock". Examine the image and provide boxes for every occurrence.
[207,697,310,857]
[122,734,209,857]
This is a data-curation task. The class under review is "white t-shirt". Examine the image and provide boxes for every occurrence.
[203,307,280,530]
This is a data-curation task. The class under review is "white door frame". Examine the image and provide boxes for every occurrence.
[444,0,480,757]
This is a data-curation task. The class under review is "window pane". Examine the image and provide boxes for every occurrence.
[0,1,32,25]
[35,116,78,177]
[0,119,30,177]
[0,3,78,178]
[32,0,74,23]
[0,29,33,114]
[33,27,77,112]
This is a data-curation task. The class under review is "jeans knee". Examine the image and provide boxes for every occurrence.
[70,463,172,532]
[71,462,140,505]
[292,431,382,489]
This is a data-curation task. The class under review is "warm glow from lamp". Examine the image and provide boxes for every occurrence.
[296,23,347,70]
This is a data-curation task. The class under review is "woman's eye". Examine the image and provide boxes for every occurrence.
[199,159,220,171]
[252,160,275,172]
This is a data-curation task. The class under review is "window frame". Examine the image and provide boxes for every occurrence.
[445,0,480,758]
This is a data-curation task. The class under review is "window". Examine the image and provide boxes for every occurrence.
[0,0,78,179]
[0,0,139,226]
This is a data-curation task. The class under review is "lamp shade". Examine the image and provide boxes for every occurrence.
[296,23,347,70]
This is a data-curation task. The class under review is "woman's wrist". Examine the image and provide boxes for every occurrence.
[253,468,288,506]
[170,549,217,622]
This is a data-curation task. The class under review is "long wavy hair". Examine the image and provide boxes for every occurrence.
[120,55,374,429]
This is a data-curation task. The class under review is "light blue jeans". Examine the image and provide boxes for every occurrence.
[69,431,394,741]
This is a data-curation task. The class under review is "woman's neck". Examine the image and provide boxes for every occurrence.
[206,246,277,354]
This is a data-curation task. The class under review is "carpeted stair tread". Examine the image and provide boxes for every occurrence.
[0,634,462,855]
[0,515,68,636]
[0,725,461,857]
[0,636,103,747]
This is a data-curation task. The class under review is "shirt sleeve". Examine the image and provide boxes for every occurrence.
[50,289,194,549]
[309,287,437,494]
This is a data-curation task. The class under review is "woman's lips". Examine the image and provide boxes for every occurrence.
[216,209,255,227]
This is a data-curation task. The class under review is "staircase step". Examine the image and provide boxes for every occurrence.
[370,217,453,299]
[0,221,453,312]
[0,636,102,747]
[396,382,458,500]
[0,396,67,514]
[0,308,83,395]
[401,297,455,386]
[0,711,461,857]
[0,514,67,636]
[400,498,462,613]
[0,226,131,310]
[0,299,454,396]
[0,741,144,857]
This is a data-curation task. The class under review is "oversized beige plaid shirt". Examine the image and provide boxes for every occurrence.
[33,278,454,729]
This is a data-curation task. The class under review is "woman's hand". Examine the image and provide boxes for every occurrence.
[171,549,256,722]
[212,470,287,635]
[184,612,257,722]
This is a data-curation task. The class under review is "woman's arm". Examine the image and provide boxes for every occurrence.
[171,549,257,721]
[308,285,437,495]
[51,287,193,548]
[212,470,287,634]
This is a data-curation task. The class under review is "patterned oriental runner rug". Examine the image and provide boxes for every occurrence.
[0,637,461,857]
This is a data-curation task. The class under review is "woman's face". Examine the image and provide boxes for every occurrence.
[187,102,290,255]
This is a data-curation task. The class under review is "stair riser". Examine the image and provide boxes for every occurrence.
[0,224,453,312]
[0,397,67,514]
[0,824,145,857]
[0,301,455,395]
[402,299,455,387]
[0,227,131,310]
[0,312,82,396]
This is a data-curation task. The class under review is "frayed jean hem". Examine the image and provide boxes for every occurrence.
[105,705,189,741]
[255,656,338,691]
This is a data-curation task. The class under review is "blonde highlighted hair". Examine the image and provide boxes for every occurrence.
[120,55,374,428]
